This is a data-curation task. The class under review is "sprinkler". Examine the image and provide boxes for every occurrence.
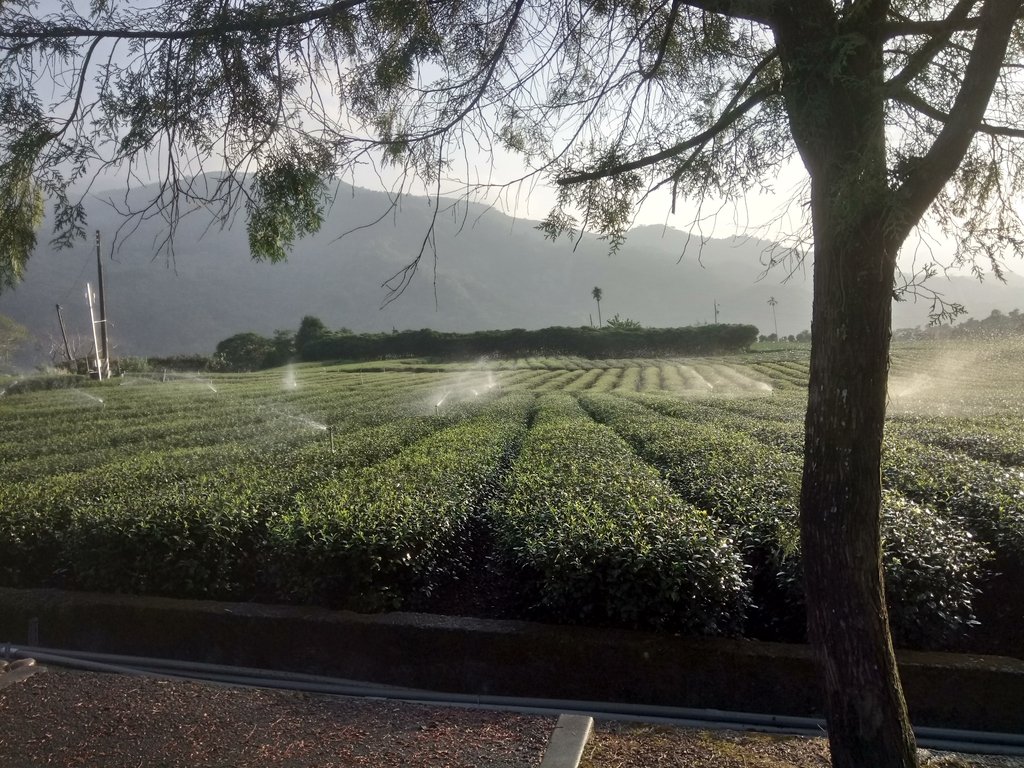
[328,425,335,453]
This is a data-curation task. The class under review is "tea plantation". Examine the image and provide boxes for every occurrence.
[2,340,1021,654]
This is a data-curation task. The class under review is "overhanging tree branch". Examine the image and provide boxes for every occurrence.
[891,0,1022,245]
[555,82,779,185]
[45,35,102,143]
[883,13,983,37]
[393,0,526,144]
[884,5,1024,37]
[651,0,778,24]
[0,0,371,43]
[884,0,979,93]
[640,0,685,80]
[892,88,1024,139]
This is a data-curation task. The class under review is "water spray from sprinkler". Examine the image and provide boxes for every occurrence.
[283,366,298,390]
[74,389,105,406]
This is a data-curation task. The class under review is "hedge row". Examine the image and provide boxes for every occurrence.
[296,324,759,363]
[882,435,1024,562]
[890,414,1024,467]
[0,449,303,597]
[271,393,534,610]
[0,371,454,477]
[636,393,1024,567]
[495,394,747,633]
[0,394,531,606]
[579,393,992,647]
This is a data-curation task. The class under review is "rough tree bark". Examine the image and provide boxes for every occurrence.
[785,1,1021,763]
[801,204,914,768]
[778,5,920,766]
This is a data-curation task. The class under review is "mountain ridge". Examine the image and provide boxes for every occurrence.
[1,181,1021,360]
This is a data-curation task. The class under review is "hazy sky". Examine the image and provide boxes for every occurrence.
[29,1,809,238]
[28,0,1014,279]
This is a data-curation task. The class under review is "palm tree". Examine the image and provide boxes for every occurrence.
[768,296,779,340]
[592,286,603,327]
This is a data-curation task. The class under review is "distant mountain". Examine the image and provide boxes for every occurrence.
[2,180,1022,362]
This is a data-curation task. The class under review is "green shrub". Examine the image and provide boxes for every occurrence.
[879,493,992,646]
[4,374,94,394]
[496,394,747,634]
[580,392,992,648]
[0,404,502,602]
[883,435,1024,562]
[265,394,533,610]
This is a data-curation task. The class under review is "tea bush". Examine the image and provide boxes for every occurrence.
[265,393,534,610]
[883,435,1024,563]
[579,392,992,646]
[495,394,747,633]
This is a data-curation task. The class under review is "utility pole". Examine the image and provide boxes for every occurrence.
[95,230,110,378]
[713,300,720,324]
[55,304,73,363]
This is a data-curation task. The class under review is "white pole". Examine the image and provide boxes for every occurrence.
[86,283,103,380]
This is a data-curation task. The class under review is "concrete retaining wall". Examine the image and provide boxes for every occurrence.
[1,587,1021,732]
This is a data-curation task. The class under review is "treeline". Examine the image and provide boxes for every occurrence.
[214,317,759,371]
[897,308,1024,340]
[758,330,811,343]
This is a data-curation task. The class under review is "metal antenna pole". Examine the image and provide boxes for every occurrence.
[55,304,73,363]
[86,283,103,380]
[95,231,110,378]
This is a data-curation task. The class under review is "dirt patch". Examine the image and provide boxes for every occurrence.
[579,722,1024,768]
[4,666,1022,768]
[581,723,831,768]
[0,667,552,767]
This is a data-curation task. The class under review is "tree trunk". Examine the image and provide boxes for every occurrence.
[800,188,918,768]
